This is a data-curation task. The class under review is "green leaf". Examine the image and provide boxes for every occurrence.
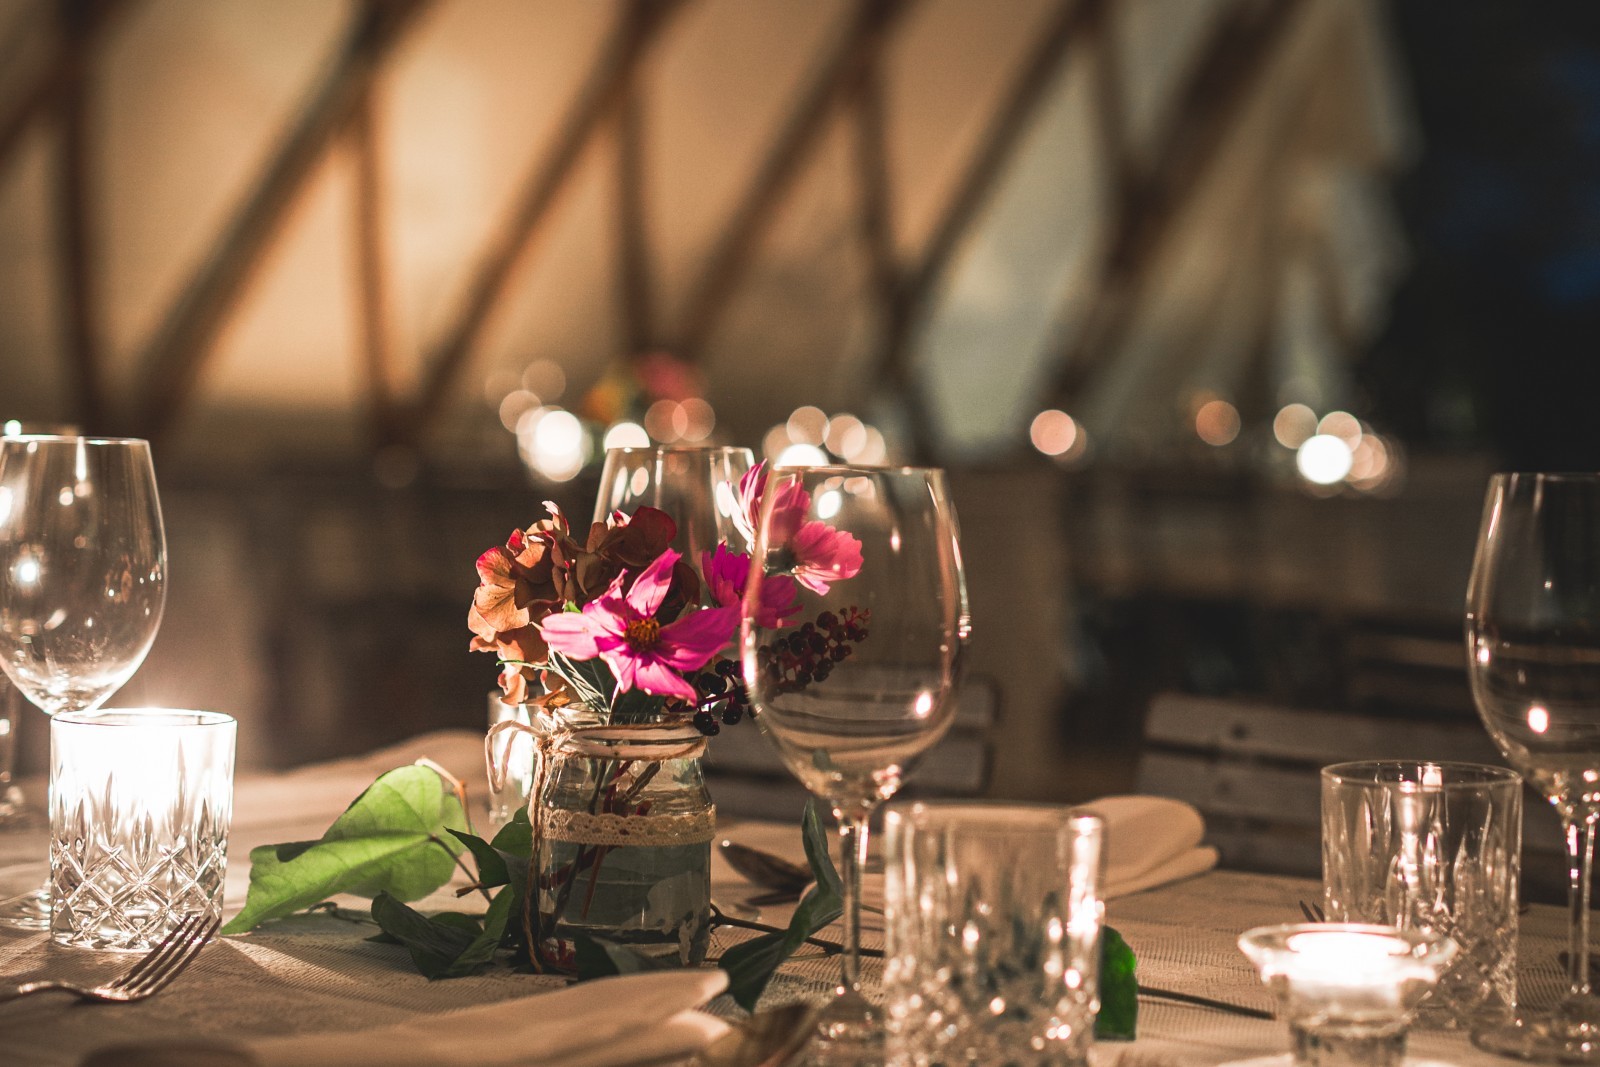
[573,933,673,980]
[718,800,845,1011]
[222,765,468,935]
[490,807,533,857]
[801,800,842,899]
[442,886,517,977]
[450,829,510,888]
[1095,925,1139,1040]
[370,892,481,979]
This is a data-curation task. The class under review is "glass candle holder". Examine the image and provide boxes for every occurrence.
[50,708,235,951]
[1238,923,1458,1067]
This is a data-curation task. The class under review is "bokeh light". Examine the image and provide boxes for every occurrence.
[786,406,827,446]
[522,359,566,400]
[644,399,688,442]
[825,414,868,459]
[1273,404,1318,449]
[1030,409,1079,456]
[1317,411,1362,447]
[1296,434,1353,485]
[775,443,828,468]
[602,422,649,450]
[1194,399,1240,447]
[680,398,715,441]
[518,407,587,482]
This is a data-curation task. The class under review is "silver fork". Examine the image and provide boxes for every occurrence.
[0,912,220,1006]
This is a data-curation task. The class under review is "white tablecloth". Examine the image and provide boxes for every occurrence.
[0,730,1579,1066]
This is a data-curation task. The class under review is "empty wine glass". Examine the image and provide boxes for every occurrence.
[593,445,753,562]
[0,436,167,926]
[1466,472,1600,1060]
[740,466,969,1063]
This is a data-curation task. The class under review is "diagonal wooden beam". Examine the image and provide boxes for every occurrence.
[866,0,1104,455]
[403,0,685,440]
[348,88,397,447]
[674,0,913,361]
[614,1,655,355]
[51,0,105,430]
[130,0,433,442]
[1048,0,1308,405]
[0,0,129,178]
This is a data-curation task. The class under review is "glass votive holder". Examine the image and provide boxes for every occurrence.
[1238,923,1458,1067]
[1321,760,1521,1028]
[50,708,236,951]
[882,801,1105,1067]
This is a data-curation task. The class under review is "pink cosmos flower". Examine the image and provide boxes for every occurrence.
[538,549,737,702]
[732,461,810,547]
[701,543,801,629]
[788,519,864,594]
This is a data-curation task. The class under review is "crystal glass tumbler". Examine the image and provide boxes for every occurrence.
[1321,760,1521,1028]
[50,708,235,950]
[882,802,1105,1067]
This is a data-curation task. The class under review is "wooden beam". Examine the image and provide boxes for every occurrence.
[615,1,655,355]
[674,0,913,360]
[51,0,106,430]
[130,0,433,442]
[403,0,685,441]
[348,87,397,447]
[1,0,128,175]
[866,0,1103,454]
[1048,0,1308,405]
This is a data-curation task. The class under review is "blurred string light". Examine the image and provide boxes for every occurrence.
[1272,404,1317,449]
[1193,398,1240,447]
[763,408,888,465]
[517,406,588,482]
[1296,434,1353,485]
[1271,403,1402,494]
[602,421,649,450]
[1029,409,1089,465]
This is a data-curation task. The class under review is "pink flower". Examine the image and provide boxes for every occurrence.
[788,520,864,594]
[732,461,810,547]
[701,544,801,629]
[538,550,737,702]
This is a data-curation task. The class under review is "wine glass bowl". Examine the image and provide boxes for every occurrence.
[740,465,968,1062]
[592,445,753,564]
[1466,471,1600,1059]
[0,437,165,717]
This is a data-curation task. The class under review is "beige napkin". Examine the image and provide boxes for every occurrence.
[724,795,1219,909]
[246,969,729,1067]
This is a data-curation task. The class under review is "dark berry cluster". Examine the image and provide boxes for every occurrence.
[754,606,870,695]
[690,658,751,736]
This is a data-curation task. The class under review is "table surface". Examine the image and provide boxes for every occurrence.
[0,730,1580,1066]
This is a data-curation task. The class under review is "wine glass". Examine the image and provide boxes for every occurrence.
[1467,471,1600,1060]
[740,466,969,1062]
[0,436,167,926]
[593,445,753,561]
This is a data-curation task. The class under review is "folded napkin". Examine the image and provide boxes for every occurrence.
[245,969,730,1067]
[721,795,1219,904]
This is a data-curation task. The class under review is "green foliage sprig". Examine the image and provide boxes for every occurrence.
[225,765,1138,1037]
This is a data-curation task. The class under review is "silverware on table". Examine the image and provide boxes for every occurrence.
[719,839,811,897]
[0,912,219,1006]
[691,1002,820,1067]
[1298,899,1327,923]
[1139,986,1275,1020]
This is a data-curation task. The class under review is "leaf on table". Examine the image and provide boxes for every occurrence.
[718,803,845,1012]
[441,886,518,977]
[222,764,469,935]
[491,807,533,857]
[450,829,511,888]
[1096,925,1139,1040]
[370,892,484,979]
[573,933,674,980]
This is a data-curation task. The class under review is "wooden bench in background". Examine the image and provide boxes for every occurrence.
[1136,691,1569,901]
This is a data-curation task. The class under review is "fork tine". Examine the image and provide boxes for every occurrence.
[119,914,218,998]
[108,913,206,991]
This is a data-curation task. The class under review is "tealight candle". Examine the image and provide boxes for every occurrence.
[50,708,235,951]
[1239,923,1457,1067]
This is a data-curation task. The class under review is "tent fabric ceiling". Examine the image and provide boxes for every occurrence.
[0,0,1411,467]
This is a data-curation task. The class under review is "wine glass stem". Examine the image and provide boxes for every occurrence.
[834,808,871,997]
[1565,816,1597,998]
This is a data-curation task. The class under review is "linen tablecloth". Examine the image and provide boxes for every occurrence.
[0,730,1578,1065]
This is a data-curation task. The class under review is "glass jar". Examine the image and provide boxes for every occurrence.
[485,693,602,830]
[535,723,714,970]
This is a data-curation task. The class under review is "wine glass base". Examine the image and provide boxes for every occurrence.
[0,885,50,930]
[1474,1001,1600,1064]
[804,989,881,1066]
